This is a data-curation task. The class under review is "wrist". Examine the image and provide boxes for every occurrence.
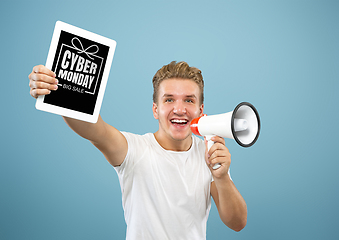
[213,171,232,185]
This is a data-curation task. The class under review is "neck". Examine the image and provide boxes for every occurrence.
[153,131,193,151]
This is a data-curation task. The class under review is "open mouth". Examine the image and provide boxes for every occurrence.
[170,119,189,126]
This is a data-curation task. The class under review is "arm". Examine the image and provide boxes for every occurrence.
[29,65,127,167]
[206,136,247,232]
[63,115,127,167]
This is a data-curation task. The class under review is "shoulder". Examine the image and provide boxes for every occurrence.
[121,132,155,154]
[192,135,205,150]
[189,135,206,159]
[121,132,153,145]
[114,132,153,173]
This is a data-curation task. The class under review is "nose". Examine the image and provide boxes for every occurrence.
[173,101,187,115]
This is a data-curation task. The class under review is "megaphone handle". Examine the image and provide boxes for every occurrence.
[206,135,221,170]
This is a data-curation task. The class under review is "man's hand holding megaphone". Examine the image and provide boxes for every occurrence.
[204,135,232,179]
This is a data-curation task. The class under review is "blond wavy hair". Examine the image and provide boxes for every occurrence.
[152,61,204,104]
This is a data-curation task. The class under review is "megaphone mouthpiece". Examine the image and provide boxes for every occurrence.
[190,116,203,136]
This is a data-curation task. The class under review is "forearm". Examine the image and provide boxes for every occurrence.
[213,175,247,231]
[63,115,107,143]
[63,115,127,166]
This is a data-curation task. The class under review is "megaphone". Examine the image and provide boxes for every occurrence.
[190,102,260,169]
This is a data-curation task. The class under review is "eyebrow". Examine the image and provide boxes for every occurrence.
[162,94,197,98]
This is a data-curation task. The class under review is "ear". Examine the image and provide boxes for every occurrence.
[199,103,204,117]
[152,102,159,119]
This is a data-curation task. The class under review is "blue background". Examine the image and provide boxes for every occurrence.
[1,0,338,239]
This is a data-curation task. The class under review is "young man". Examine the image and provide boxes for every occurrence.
[28,61,247,239]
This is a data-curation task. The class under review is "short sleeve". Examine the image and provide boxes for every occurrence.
[113,132,134,175]
[113,132,148,176]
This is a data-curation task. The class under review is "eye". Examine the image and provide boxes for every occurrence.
[165,98,174,103]
[185,99,194,103]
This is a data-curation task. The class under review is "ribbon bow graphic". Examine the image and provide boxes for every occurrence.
[71,37,99,60]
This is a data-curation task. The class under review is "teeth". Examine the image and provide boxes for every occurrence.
[171,119,188,124]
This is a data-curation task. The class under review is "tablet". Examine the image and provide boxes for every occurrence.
[36,21,116,123]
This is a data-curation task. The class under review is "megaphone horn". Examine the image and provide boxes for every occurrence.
[190,102,261,169]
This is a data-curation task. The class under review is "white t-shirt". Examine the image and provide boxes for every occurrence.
[114,132,213,240]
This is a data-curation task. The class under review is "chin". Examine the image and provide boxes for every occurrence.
[171,131,192,141]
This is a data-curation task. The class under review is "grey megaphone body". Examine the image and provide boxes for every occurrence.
[190,102,260,169]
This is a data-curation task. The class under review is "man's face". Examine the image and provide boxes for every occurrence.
[152,78,204,142]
